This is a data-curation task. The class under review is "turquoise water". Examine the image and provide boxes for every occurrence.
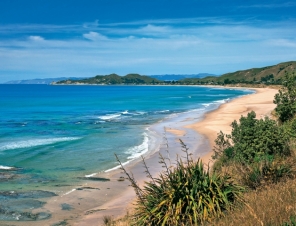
[0,85,252,191]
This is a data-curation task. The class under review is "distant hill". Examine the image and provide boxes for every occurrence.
[179,61,296,85]
[49,61,296,86]
[55,74,161,85]
[149,73,217,81]
[4,77,89,84]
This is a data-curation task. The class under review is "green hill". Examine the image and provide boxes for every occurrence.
[180,61,296,85]
[55,73,161,85]
[54,61,296,86]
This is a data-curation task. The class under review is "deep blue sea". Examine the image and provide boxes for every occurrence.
[0,85,253,192]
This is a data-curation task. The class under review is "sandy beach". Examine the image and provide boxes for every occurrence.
[63,87,277,226]
[6,87,277,226]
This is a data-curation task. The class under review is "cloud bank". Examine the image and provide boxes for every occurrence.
[0,17,296,82]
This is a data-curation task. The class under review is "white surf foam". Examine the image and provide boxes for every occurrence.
[85,173,97,177]
[0,165,15,170]
[104,160,130,173]
[0,137,81,151]
[98,113,121,120]
[104,132,150,173]
[125,133,149,160]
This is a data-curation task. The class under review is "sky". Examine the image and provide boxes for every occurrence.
[0,0,296,82]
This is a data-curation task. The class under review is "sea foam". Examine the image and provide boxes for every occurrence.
[98,113,121,120]
[0,137,81,151]
[125,133,149,159]
[0,165,15,170]
[104,132,150,173]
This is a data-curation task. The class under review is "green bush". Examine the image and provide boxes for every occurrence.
[117,142,243,225]
[214,111,290,164]
[274,72,296,123]
[282,117,296,138]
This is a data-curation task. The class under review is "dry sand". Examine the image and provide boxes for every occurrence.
[186,87,278,166]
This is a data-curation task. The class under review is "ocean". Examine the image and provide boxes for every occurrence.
[0,84,253,194]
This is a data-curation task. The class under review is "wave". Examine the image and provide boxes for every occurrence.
[155,110,170,113]
[214,99,229,104]
[125,133,149,160]
[97,110,148,121]
[85,173,97,177]
[105,132,150,173]
[0,165,15,170]
[0,137,81,151]
[98,113,121,120]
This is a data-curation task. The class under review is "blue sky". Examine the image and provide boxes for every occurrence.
[0,0,296,82]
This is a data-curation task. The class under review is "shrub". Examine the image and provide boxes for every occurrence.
[116,141,243,225]
[274,72,296,123]
[214,111,290,165]
[282,117,296,138]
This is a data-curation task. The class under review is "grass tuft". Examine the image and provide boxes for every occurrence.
[116,140,242,225]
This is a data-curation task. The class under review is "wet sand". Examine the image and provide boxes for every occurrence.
[2,87,278,226]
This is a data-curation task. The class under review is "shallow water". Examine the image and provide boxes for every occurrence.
[0,84,253,222]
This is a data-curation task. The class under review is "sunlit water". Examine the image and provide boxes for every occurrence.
[0,85,253,193]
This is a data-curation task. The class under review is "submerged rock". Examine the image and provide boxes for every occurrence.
[78,177,110,182]
[53,167,85,172]
[0,173,16,182]
[0,190,55,221]
[51,220,69,226]
[76,186,100,191]
[0,207,51,221]
[1,199,46,211]
[61,203,74,211]
[0,190,57,200]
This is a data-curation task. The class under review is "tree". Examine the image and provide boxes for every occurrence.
[274,72,296,122]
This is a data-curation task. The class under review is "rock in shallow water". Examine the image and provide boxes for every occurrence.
[0,190,56,221]
[0,190,57,200]
[0,208,51,221]
[61,203,74,211]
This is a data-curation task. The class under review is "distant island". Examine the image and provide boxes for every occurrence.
[4,77,89,85]
[54,61,296,86]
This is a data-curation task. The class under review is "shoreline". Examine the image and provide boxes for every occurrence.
[70,87,278,225]
[2,87,277,226]
[186,87,278,166]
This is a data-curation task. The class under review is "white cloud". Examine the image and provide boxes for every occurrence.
[83,31,108,41]
[139,24,170,34]
[28,35,44,41]
[1,17,296,82]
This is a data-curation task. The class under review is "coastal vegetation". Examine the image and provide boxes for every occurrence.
[179,61,296,86]
[108,72,296,225]
[116,142,243,225]
[54,61,296,87]
[55,73,162,85]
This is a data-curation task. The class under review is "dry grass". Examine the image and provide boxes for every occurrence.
[112,139,296,226]
[103,211,133,226]
[212,141,296,226]
[112,178,296,226]
[212,178,296,226]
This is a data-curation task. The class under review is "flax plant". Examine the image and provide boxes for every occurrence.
[116,140,243,225]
